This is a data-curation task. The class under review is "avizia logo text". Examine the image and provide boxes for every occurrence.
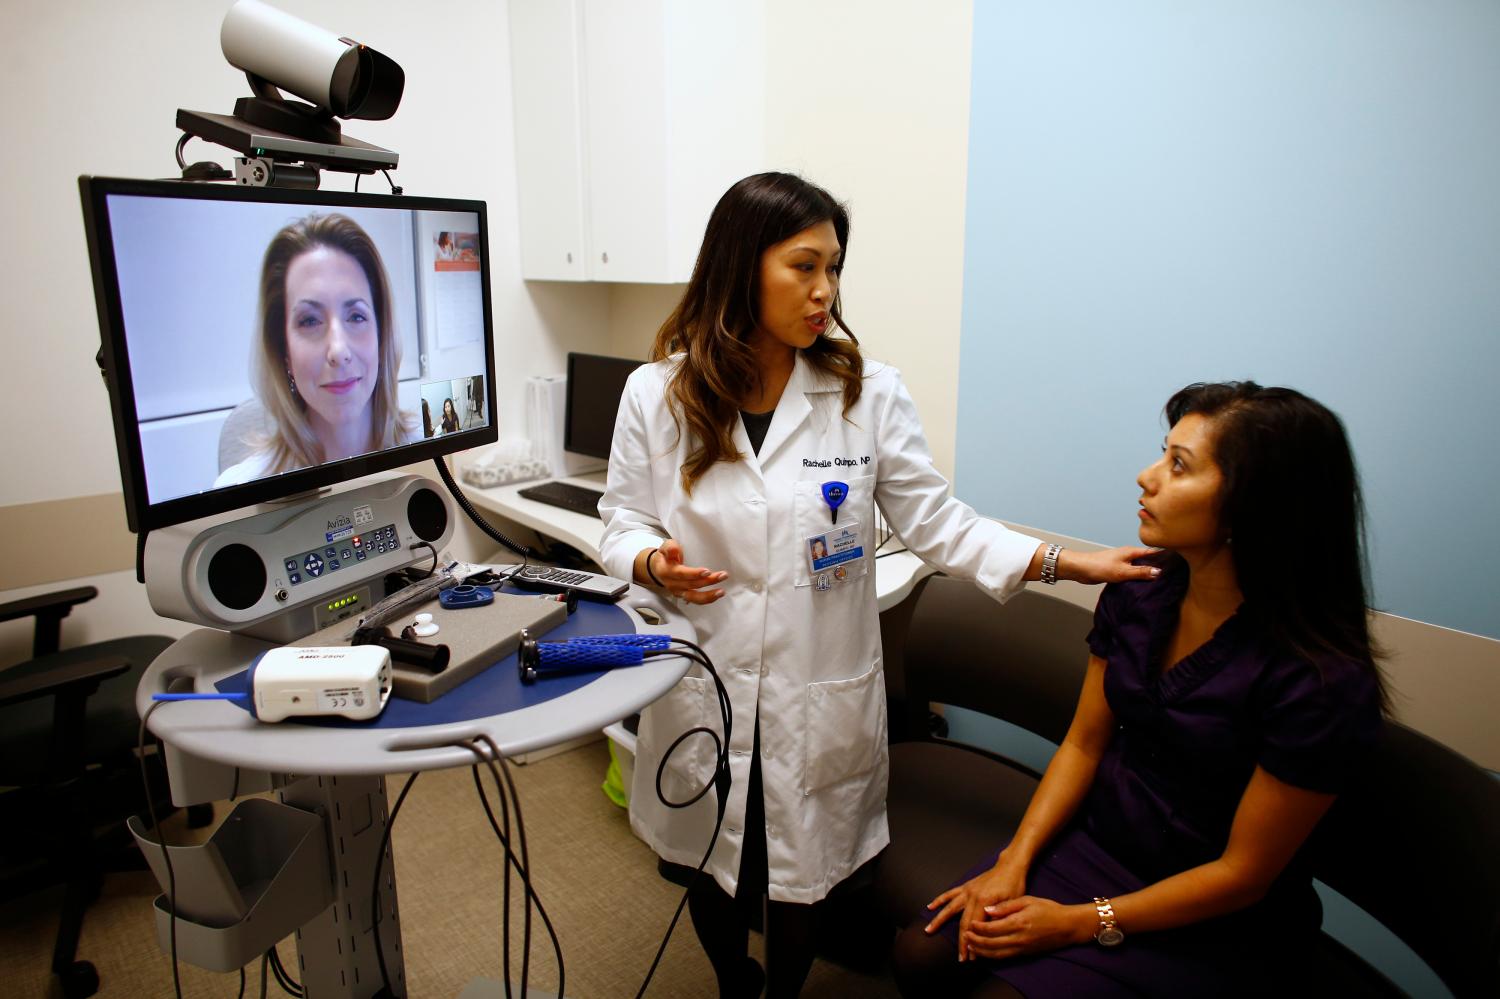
[327,514,352,532]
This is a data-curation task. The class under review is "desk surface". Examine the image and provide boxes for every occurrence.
[466,472,935,613]
[137,581,693,776]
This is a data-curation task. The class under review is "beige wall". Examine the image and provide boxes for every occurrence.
[763,0,974,480]
[604,284,682,360]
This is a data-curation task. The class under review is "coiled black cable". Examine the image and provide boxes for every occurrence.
[633,637,734,998]
[432,457,533,561]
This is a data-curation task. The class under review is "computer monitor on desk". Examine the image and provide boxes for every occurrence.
[564,352,642,460]
[519,353,641,519]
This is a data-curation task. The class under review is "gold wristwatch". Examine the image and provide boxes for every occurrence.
[1093,897,1124,947]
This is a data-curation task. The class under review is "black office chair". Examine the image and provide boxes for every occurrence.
[0,586,177,999]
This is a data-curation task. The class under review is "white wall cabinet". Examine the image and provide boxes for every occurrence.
[508,0,766,283]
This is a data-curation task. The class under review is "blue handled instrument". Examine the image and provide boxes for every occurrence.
[567,633,672,650]
[517,629,650,684]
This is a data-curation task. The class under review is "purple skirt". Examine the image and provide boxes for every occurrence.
[928,825,1282,998]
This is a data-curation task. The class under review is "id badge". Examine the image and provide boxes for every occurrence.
[805,521,868,590]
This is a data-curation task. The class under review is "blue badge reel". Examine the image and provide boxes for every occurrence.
[806,480,867,589]
[821,481,847,523]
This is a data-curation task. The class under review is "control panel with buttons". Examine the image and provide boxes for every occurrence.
[284,523,400,585]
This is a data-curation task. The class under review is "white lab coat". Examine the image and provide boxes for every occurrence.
[599,353,1040,903]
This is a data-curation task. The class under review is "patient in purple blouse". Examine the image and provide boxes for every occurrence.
[892,382,1387,998]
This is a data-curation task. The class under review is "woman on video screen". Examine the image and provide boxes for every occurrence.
[215,213,416,487]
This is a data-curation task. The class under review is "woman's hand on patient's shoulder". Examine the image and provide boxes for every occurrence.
[639,539,729,604]
[962,896,1096,961]
[1059,546,1161,585]
[924,855,1028,961]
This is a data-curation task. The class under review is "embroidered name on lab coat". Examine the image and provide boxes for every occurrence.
[802,455,871,468]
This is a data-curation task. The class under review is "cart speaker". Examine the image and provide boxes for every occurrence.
[206,542,267,611]
[407,486,448,542]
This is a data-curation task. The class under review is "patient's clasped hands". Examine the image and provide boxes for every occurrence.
[924,850,1091,962]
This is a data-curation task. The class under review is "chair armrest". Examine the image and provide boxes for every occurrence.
[0,586,98,658]
[0,586,99,624]
[917,735,1047,782]
[0,654,130,709]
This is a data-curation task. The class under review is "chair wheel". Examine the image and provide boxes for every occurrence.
[55,960,99,999]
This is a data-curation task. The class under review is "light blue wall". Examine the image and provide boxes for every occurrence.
[956,2,1500,639]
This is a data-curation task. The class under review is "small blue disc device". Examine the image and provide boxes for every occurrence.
[439,584,495,609]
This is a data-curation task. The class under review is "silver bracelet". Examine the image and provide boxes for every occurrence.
[1041,544,1063,585]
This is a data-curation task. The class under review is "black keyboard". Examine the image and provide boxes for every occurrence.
[518,480,606,519]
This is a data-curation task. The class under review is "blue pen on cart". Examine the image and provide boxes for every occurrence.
[821,481,847,523]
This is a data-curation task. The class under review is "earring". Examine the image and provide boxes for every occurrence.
[286,369,298,397]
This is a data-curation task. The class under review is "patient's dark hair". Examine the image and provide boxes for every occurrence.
[1166,381,1387,708]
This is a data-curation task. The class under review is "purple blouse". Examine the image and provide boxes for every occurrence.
[940,557,1386,997]
[1082,555,1383,926]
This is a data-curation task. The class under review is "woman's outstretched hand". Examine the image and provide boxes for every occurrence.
[1057,546,1161,584]
[637,539,729,604]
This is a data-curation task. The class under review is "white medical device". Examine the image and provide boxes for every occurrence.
[250,645,392,722]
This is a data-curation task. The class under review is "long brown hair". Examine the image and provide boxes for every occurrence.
[652,173,863,491]
[1166,381,1388,711]
[252,213,413,473]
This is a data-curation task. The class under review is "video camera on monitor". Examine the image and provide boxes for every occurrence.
[176,0,405,189]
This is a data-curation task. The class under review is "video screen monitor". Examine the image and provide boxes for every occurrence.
[79,177,498,532]
[564,353,643,460]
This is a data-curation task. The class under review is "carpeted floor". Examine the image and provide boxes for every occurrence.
[0,740,902,998]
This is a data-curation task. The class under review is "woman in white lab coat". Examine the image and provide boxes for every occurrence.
[598,173,1155,997]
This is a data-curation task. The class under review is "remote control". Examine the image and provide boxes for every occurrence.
[494,564,630,601]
